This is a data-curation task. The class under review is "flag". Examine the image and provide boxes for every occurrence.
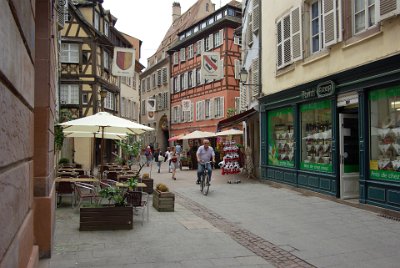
[112,47,135,77]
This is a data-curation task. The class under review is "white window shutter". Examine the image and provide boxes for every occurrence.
[177,75,181,92]
[190,103,194,122]
[380,0,400,20]
[253,5,260,33]
[276,20,283,69]
[196,102,200,121]
[209,99,214,118]
[323,0,337,47]
[219,29,224,45]
[240,83,247,111]
[202,39,205,53]
[220,97,224,118]
[209,34,214,50]
[291,6,302,62]
[252,58,259,96]
[234,59,241,80]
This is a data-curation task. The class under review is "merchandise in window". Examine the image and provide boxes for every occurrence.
[369,86,400,182]
[268,107,294,168]
[300,100,332,172]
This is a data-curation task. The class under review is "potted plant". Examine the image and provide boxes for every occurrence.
[153,183,174,212]
[79,186,133,231]
[141,172,154,194]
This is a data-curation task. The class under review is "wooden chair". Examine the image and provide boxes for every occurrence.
[56,182,75,207]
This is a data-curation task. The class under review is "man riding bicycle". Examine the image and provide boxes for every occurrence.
[196,139,215,185]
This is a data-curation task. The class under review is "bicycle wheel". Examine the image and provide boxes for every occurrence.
[202,173,210,195]
[200,174,205,192]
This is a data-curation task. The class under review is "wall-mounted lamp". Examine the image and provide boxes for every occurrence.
[239,67,261,86]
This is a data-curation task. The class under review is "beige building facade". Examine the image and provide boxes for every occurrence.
[260,0,400,212]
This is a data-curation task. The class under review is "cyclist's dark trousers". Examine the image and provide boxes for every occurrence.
[197,164,212,181]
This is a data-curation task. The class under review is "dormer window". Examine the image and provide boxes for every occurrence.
[104,20,109,36]
[94,11,100,30]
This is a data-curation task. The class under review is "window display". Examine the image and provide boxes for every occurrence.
[300,100,332,172]
[268,107,294,168]
[369,86,400,182]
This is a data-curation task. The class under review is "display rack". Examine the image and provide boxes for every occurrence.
[303,122,332,165]
[376,127,400,171]
[221,140,241,175]
[273,124,294,162]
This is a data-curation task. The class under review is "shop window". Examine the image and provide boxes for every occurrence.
[268,107,295,168]
[300,100,332,172]
[369,86,400,182]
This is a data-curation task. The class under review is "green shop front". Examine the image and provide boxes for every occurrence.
[260,54,400,212]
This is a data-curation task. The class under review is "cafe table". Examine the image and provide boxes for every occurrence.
[55,177,99,183]
[115,182,147,189]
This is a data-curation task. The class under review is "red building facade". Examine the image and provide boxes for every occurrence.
[168,1,242,137]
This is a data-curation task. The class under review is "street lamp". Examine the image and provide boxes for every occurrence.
[239,67,261,86]
[99,88,107,111]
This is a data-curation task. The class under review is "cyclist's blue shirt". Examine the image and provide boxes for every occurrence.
[196,145,215,162]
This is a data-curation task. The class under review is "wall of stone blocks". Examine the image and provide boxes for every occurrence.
[0,0,37,267]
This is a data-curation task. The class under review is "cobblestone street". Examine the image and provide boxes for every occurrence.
[40,163,400,268]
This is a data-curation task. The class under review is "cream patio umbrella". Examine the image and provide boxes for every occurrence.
[60,112,154,178]
[215,129,243,136]
[180,130,216,140]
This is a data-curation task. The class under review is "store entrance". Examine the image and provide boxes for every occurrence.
[339,113,360,199]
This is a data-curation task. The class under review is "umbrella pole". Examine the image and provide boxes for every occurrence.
[100,126,105,180]
[91,133,95,176]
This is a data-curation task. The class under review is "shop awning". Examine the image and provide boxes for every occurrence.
[217,108,257,130]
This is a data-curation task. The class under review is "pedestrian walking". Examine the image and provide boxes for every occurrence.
[170,146,179,180]
[145,145,153,166]
[153,148,163,173]
[164,147,171,173]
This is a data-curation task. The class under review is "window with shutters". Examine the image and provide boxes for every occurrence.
[379,0,400,20]
[205,34,214,51]
[196,40,203,55]
[141,100,146,115]
[172,106,179,123]
[173,52,179,65]
[234,35,242,46]
[177,74,181,92]
[276,6,303,70]
[196,101,205,121]
[146,77,151,91]
[151,73,156,88]
[240,83,247,112]
[162,68,168,84]
[214,30,223,47]
[180,48,186,62]
[157,69,162,86]
[94,11,100,31]
[188,71,193,88]
[188,45,194,59]
[60,84,79,104]
[252,58,259,96]
[104,91,115,110]
[103,50,110,70]
[61,43,79,63]
[141,79,146,92]
[214,97,224,118]
[163,92,168,110]
[205,99,212,119]
[104,20,109,36]
[234,59,241,80]
[352,0,377,34]
[310,0,324,53]
[235,97,240,114]
[173,77,178,93]
[180,74,185,91]
[248,13,254,46]
[196,68,201,85]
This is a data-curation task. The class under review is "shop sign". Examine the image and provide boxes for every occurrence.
[371,170,400,182]
[301,81,335,100]
[301,162,332,173]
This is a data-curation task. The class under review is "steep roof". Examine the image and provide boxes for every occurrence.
[152,0,214,59]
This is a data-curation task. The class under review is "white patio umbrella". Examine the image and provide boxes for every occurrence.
[181,130,216,140]
[215,129,243,136]
[60,112,154,178]
[64,131,128,140]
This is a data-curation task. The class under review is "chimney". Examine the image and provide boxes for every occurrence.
[172,2,181,22]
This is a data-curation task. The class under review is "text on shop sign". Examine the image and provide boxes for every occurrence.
[301,81,335,100]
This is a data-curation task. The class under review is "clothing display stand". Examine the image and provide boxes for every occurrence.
[221,140,241,183]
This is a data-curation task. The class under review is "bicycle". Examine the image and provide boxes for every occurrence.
[199,161,212,195]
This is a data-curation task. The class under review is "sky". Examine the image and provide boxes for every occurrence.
[102,0,237,68]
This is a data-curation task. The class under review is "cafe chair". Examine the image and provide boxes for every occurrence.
[56,182,75,207]
[125,191,149,225]
[74,182,100,209]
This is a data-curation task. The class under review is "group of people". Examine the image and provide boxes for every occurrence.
[142,139,216,184]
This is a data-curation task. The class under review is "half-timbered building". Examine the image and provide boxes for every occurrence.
[59,1,125,169]
[168,1,242,140]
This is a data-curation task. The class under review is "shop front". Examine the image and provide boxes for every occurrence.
[260,54,400,211]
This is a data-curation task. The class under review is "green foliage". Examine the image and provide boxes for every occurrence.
[99,186,126,206]
[54,109,73,152]
[227,108,236,118]
[156,183,169,192]
[127,177,138,190]
[116,137,142,166]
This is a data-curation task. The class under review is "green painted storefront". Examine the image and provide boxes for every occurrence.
[260,54,400,212]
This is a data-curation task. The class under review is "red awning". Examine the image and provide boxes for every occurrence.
[217,108,257,130]
[168,134,184,142]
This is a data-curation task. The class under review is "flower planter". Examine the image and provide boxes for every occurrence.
[152,190,174,212]
[141,178,154,194]
[79,205,133,231]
